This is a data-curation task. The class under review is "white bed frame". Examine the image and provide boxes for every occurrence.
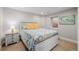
[21,33,58,51]
[35,35,58,51]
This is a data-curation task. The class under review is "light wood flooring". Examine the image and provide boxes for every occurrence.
[2,41,26,51]
[52,39,77,51]
[1,39,77,51]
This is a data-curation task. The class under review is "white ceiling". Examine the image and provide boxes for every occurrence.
[9,7,75,16]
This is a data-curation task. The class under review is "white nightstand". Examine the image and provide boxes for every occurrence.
[5,33,20,46]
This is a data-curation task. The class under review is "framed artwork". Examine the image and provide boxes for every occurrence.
[51,16,59,28]
[60,15,75,25]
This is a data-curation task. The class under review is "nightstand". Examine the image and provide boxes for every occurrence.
[5,33,20,46]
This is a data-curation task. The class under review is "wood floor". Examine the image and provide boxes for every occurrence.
[52,39,77,51]
[2,41,26,51]
[1,39,77,51]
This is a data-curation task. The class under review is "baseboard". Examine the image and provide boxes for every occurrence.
[59,36,77,44]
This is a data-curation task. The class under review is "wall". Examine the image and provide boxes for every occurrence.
[0,8,3,50]
[46,8,77,42]
[0,8,2,38]
[3,8,44,35]
[77,8,79,50]
[41,17,52,28]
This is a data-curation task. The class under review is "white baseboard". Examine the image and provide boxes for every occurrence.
[59,36,77,44]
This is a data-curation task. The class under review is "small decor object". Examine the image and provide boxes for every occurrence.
[51,16,59,28]
[60,15,75,25]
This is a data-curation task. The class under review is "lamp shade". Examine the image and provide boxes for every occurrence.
[10,25,17,33]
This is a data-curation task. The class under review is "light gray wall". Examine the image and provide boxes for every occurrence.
[0,8,2,38]
[3,8,45,35]
[0,8,3,49]
[77,7,79,50]
[48,8,77,41]
[0,8,3,38]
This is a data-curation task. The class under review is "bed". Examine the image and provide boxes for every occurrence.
[19,22,58,51]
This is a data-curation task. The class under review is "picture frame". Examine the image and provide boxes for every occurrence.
[51,16,59,28]
[60,15,75,25]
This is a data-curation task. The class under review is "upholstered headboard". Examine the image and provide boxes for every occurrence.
[19,22,40,31]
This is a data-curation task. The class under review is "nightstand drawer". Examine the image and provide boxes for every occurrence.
[5,36,13,45]
[13,34,19,39]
